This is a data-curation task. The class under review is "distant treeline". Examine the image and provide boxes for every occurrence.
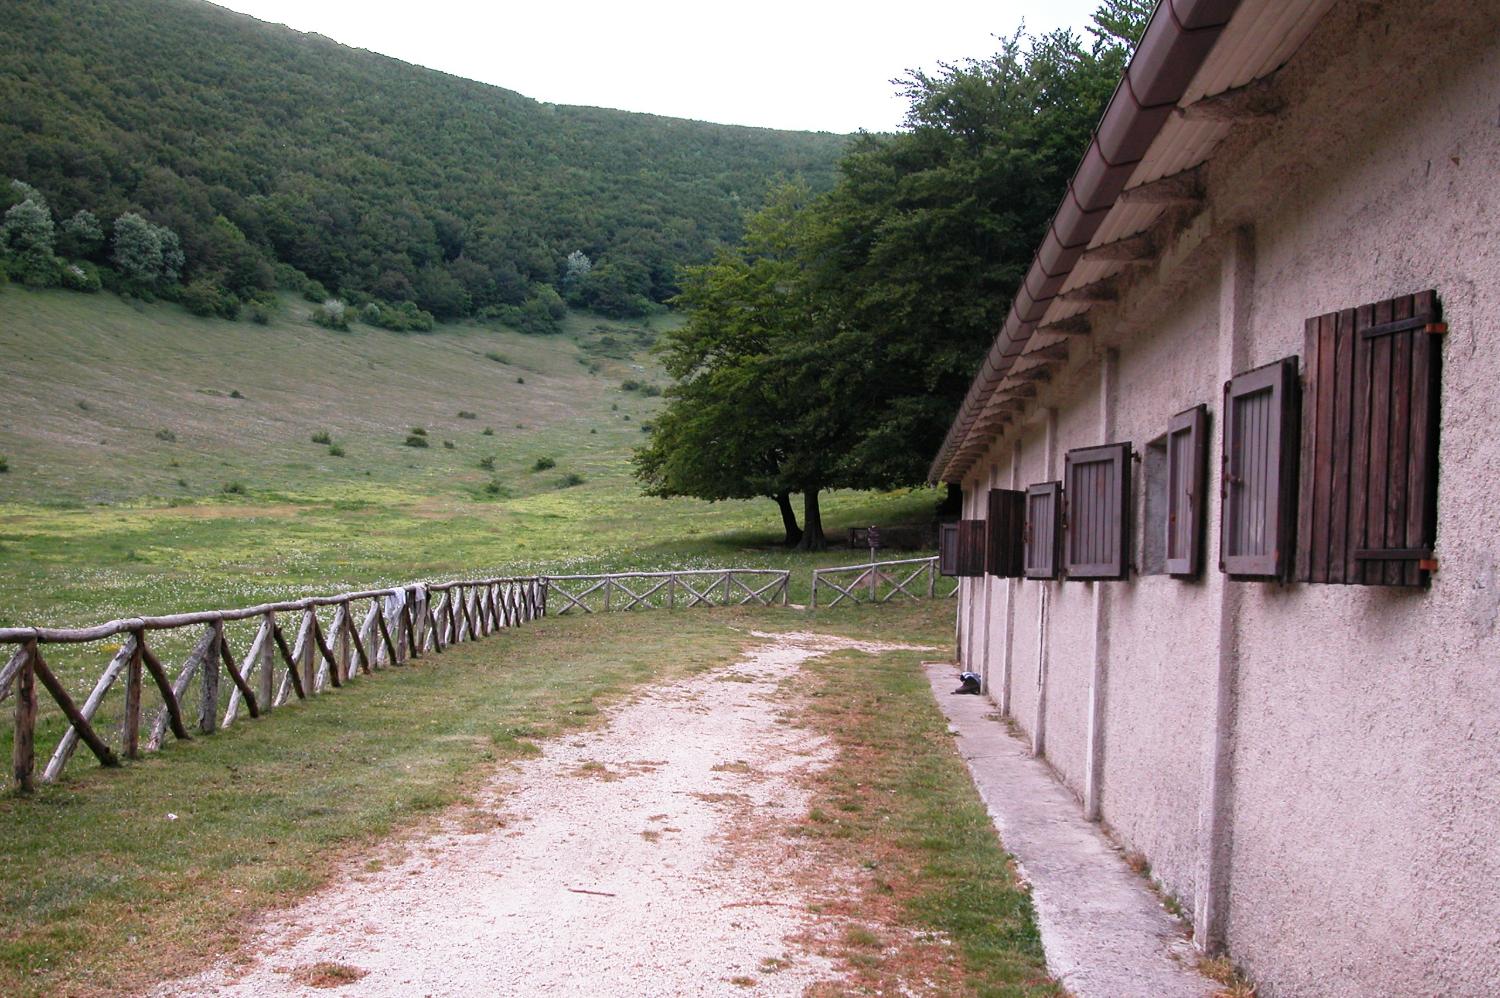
[0,0,847,323]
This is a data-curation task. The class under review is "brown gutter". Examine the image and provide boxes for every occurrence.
[928,0,1242,483]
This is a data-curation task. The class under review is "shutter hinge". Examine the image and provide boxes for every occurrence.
[1420,557,1440,573]
[1425,322,1448,335]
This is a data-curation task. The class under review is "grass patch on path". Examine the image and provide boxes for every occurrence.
[0,608,757,997]
[782,602,1061,997]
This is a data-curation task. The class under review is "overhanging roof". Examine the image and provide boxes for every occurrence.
[929,0,1337,483]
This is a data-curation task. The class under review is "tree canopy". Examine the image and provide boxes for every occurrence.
[636,2,1150,542]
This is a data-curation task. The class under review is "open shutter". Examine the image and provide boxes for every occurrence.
[938,523,960,577]
[1297,290,1441,586]
[956,520,987,577]
[1064,443,1131,580]
[1220,357,1300,579]
[986,488,1026,578]
[1165,405,1208,578]
[1024,482,1063,580]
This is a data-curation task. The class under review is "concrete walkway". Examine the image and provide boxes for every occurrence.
[923,664,1215,998]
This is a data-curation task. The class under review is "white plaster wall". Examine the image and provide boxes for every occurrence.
[953,2,1500,993]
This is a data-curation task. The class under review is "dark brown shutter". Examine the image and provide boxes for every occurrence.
[955,520,987,577]
[1220,357,1300,579]
[1024,482,1063,580]
[1165,405,1208,578]
[986,489,1026,578]
[1297,290,1441,586]
[1063,443,1131,580]
[938,523,960,576]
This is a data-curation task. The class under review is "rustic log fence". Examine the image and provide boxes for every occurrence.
[0,576,544,792]
[545,568,790,615]
[810,556,959,608]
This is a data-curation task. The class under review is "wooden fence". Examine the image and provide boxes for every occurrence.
[810,556,959,608]
[0,576,543,792]
[545,568,790,615]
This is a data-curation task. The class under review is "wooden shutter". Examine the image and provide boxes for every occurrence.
[938,523,960,577]
[1064,443,1131,580]
[986,489,1026,578]
[1165,405,1208,578]
[1220,358,1300,579]
[1024,482,1063,580]
[1297,290,1442,587]
[955,520,987,577]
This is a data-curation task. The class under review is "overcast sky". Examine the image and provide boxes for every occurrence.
[212,1,1104,133]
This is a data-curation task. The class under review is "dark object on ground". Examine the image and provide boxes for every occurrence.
[954,672,981,695]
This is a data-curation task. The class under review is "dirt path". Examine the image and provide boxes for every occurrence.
[154,631,923,997]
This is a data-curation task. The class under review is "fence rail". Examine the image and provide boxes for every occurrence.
[1,575,544,792]
[545,568,790,615]
[810,556,959,608]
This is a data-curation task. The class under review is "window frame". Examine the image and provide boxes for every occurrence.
[986,488,1026,578]
[1164,404,1208,578]
[1023,481,1063,581]
[938,523,960,577]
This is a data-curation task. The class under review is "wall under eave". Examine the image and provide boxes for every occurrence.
[953,1,1500,994]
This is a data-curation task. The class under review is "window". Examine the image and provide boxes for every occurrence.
[1140,435,1169,576]
[1064,443,1132,580]
[938,523,960,577]
[1165,404,1208,578]
[1297,290,1442,587]
[956,520,987,577]
[1024,482,1063,580]
[986,489,1026,578]
[1220,358,1300,579]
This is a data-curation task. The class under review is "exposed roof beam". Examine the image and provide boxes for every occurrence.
[1057,278,1119,306]
[1020,341,1070,364]
[1118,166,1204,206]
[991,384,1037,401]
[1037,314,1092,336]
[1177,78,1282,123]
[1079,230,1156,265]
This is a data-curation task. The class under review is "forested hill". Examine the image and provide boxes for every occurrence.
[0,0,848,319]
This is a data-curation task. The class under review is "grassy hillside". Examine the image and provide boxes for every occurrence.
[0,289,938,666]
[0,0,848,313]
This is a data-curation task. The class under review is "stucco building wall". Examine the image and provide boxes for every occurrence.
[952,1,1500,994]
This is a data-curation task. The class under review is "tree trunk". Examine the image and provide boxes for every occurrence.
[797,489,826,551]
[773,492,803,547]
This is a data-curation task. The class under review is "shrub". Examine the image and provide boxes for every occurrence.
[311,299,349,330]
[248,300,274,325]
[481,427,494,436]
[302,279,329,303]
[155,428,177,442]
[229,389,245,399]
[516,376,525,384]
[485,351,509,364]
[403,434,429,448]
[181,279,240,319]
[409,426,427,436]
[483,479,511,498]
[641,383,662,397]
[478,455,495,470]
[328,444,345,457]
[59,261,102,293]
[361,299,434,333]
[442,440,455,449]
[311,431,332,444]
[222,481,245,495]
[0,455,8,473]
[620,379,641,392]
[457,410,477,419]
[532,456,556,471]
[557,472,585,488]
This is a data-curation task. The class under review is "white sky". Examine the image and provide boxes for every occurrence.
[212,1,1103,133]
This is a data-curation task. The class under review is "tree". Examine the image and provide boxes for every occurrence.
[111,212,183,289]
[59,209,104,259]
[1,196,57,286]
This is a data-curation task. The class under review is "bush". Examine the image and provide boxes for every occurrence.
[483,479,511,498]
[532,456,556,471]
[181,279,240,319]
[481,427,494,436]
[442,440,455,449]
[229,389,245,399]
[247,300,275,325]
[222,481,246,495]
[557,472,585,488]
[404,434,429,448]
[457,410,476,419]
[311,431,332,444]
[409,426,427,436]
[0,455,9,473]
[477,455,495,470]
[155,428,177,442]
[485,351,509,364]
[328,444,345,457]
[516,376,525,384]
[302,279,329,303]
[361,299,434,333]
[620,379,640,392]
[59,261,101,292]
[311,299,349,330]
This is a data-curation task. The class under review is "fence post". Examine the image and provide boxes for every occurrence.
[782,573,789,606]
[811,570,819,609]
[259,612,276,711]
[604,577,612,613]
[200,620,222,734]
[123,632,143,758]
[668,574,677,609]
[722,571,732,605]
[13,640,36,792]
[927,559,936,598]
[869,562,878,603]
